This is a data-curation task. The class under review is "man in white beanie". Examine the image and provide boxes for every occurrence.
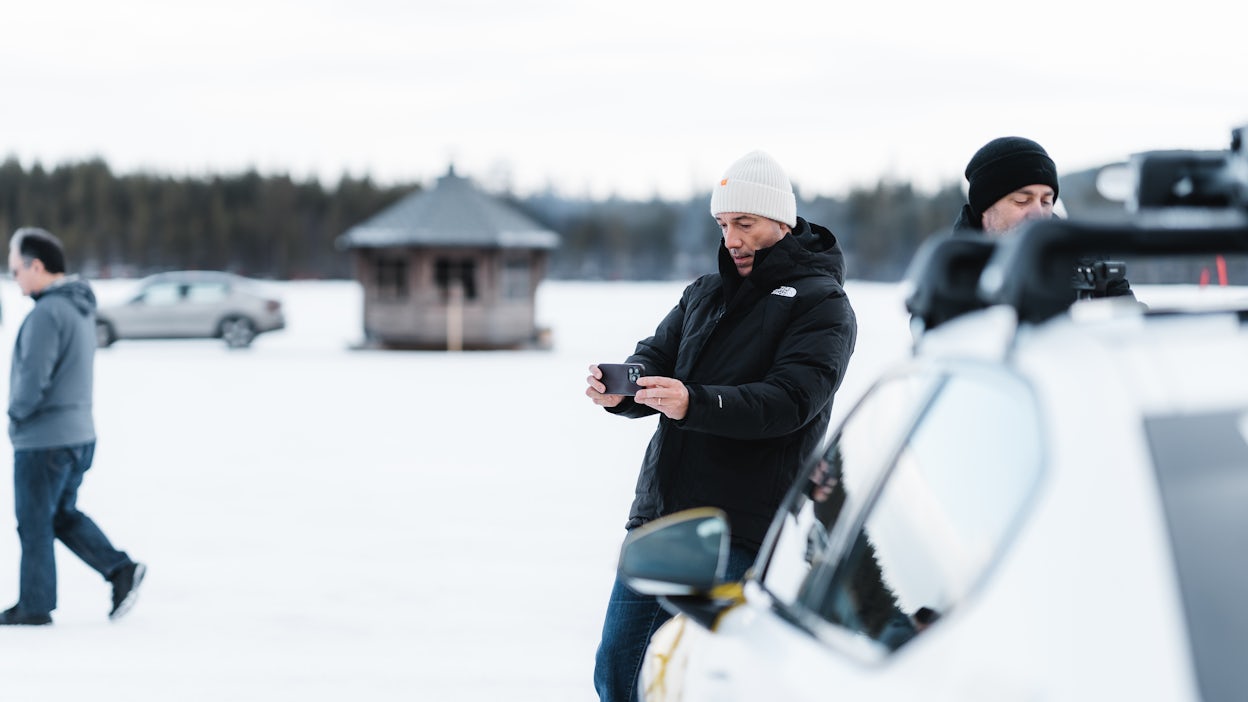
[585,150,858,702]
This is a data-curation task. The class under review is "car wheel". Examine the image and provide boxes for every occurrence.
[96,320,116,348]
[219,316,257,348]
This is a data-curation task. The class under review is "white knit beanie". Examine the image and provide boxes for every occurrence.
[709,150,797,227]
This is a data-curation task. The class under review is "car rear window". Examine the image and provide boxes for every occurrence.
[1145,410,1248,702]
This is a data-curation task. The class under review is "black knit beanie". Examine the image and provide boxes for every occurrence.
[965,137,1059,219]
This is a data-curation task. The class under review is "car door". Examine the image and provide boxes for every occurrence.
[678,363,1046,701]
[180,280,231,336]
[111,281,184,338]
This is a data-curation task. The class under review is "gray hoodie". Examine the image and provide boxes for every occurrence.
[8,276,97,450]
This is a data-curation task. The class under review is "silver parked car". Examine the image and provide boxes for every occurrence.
[95,271,285,348]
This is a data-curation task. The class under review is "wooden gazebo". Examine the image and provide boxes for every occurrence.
[337,167,559,350]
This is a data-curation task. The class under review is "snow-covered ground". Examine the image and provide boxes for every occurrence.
[0,277,910,701]
[3,274,1246,699]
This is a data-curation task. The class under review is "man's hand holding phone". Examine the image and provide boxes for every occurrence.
[586,363,689,420]
[586,363,643,409]
[598,363,645,395]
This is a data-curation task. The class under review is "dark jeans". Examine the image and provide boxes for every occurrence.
[593,543,755,702]
[13,442,130,616]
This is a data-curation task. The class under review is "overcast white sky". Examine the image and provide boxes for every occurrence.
[3,0,1246,200]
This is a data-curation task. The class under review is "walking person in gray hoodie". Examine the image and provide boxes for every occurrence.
[1,227,145,626]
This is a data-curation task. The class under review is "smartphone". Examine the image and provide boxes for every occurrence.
[599,363,645,396]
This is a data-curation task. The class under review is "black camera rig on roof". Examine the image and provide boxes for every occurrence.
[1072,260,1127,300]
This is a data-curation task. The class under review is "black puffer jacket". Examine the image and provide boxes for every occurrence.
[952,203,982,235]
[609,217,857,550]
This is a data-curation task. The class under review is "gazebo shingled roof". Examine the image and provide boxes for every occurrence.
[338,167,559,250]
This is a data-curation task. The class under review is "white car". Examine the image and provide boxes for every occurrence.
[618,142,1248,702]
[95,270,286,348]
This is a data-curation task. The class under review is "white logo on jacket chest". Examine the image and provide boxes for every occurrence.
[770,286,796,298]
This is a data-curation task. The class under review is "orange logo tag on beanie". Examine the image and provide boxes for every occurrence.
[720,179,728,186]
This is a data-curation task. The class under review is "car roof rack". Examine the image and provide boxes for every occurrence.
[904,214,1248,331]
[979,215,1248,323]
[903,235,996,333]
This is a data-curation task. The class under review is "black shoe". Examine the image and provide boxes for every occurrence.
[0,605,52,626]
[109,562,146,621]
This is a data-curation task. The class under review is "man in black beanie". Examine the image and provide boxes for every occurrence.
[954,136,1059,235]
[952,136,1134,299]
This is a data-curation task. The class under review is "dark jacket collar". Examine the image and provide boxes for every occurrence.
[716,216,847,301]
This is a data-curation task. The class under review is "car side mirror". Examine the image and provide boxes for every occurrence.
[618,508,729,596]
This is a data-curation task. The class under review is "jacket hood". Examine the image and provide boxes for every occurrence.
[33,275,97,316]
[717,216,847,289]
[788,217,847,284]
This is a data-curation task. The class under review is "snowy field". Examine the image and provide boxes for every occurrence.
[1,276,1245,700]
[0,277,911,701]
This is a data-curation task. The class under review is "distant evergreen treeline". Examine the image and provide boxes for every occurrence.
[0,157,971,282]
[509,182,967,281]
[0,157,417,279]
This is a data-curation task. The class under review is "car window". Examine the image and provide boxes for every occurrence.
[761,366,1043,657]
[140,282,182,306]
[806,369,1043,654]
[759,371,942,606]
[186,282,229,303]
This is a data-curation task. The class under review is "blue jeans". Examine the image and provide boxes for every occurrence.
[13,442,130,616]
[594,543,755,702]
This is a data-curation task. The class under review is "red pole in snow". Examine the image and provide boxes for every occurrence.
[1216,255,1228,286]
